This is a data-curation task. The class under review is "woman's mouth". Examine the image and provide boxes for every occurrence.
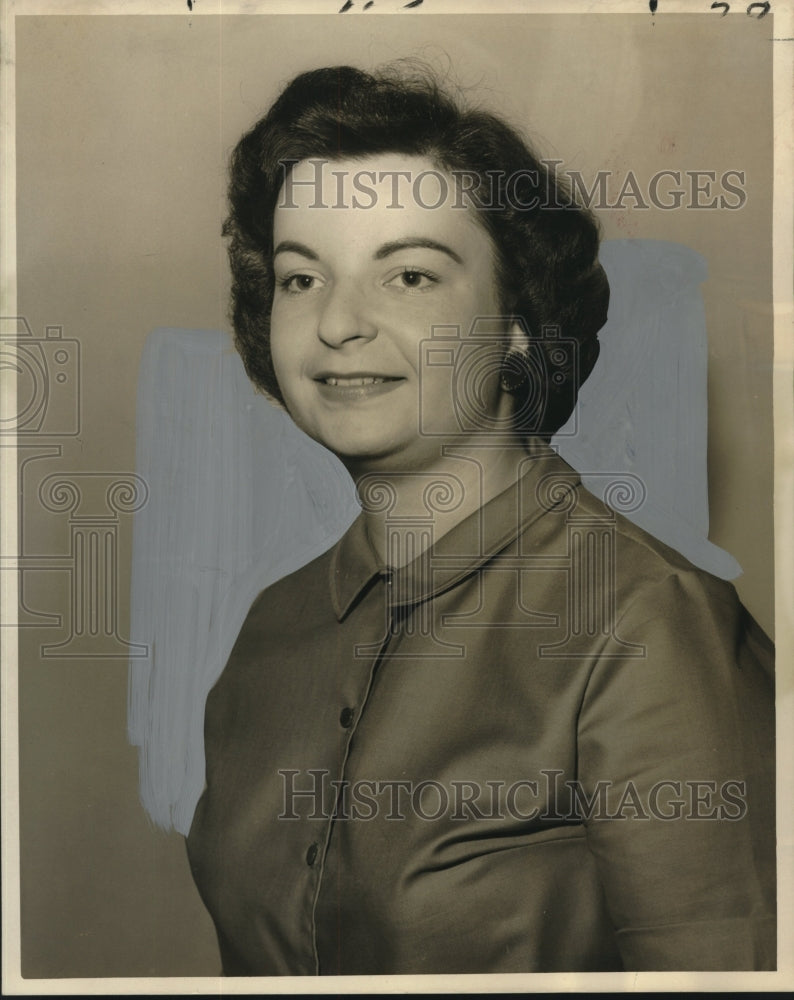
[314,373,405,400]
[321,376,391,387]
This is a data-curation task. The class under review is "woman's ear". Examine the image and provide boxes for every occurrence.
[500,321,532,396]
[507,320,530,355]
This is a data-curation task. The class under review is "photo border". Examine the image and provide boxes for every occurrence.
[1,0,791,994]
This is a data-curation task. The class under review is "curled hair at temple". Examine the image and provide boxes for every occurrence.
[224,63,609,437]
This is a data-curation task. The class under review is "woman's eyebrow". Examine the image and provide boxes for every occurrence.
[274,240,318,260]
[374,238,464,265]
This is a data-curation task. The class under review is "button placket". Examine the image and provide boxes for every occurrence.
[310,590,398,974]
[385,567,397,638]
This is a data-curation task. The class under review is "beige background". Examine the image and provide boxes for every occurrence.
[13,12,773,978]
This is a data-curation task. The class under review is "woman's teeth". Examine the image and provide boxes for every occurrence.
[323,376,387,386]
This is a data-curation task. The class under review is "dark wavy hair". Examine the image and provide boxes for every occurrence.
[224,64,609,438]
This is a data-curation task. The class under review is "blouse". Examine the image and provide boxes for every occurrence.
[186,445,776,974]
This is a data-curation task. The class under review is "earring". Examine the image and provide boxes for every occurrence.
[500,350,528,393]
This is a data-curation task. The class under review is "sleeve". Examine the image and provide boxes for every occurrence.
[576,571,776,971]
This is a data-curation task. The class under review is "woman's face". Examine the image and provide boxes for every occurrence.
[270,154,518,472]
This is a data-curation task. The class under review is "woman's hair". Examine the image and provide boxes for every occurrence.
[224,63,609,437]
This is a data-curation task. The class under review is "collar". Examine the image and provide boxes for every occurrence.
[329,443,580,621]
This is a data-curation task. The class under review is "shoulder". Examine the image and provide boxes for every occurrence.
[242,539,340,636]
[543,476,775,715]
[566,475,763,635]
[573,486,774,755]
[525,449,744,617]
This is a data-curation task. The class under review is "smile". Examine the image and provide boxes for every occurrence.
[321,376,391,386]
[313,374,405,401]
[315,373,403,385]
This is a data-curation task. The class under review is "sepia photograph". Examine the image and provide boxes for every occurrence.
[1,0,791,993]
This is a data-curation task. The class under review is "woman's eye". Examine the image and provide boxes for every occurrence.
[387,269,438,291]
[278,273,321,293]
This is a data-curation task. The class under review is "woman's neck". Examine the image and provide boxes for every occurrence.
[348,440,534,568]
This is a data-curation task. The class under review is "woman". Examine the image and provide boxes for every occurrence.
[186,64,775,974]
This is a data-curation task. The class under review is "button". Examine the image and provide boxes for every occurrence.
[339,706,355,728]
[306,842,319,867]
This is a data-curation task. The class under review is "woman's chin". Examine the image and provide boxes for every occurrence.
[327,440,413,470]
[318,435,438,475]
[287,416,405,463]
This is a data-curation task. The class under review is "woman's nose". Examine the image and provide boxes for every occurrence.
[317,281,378,348]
